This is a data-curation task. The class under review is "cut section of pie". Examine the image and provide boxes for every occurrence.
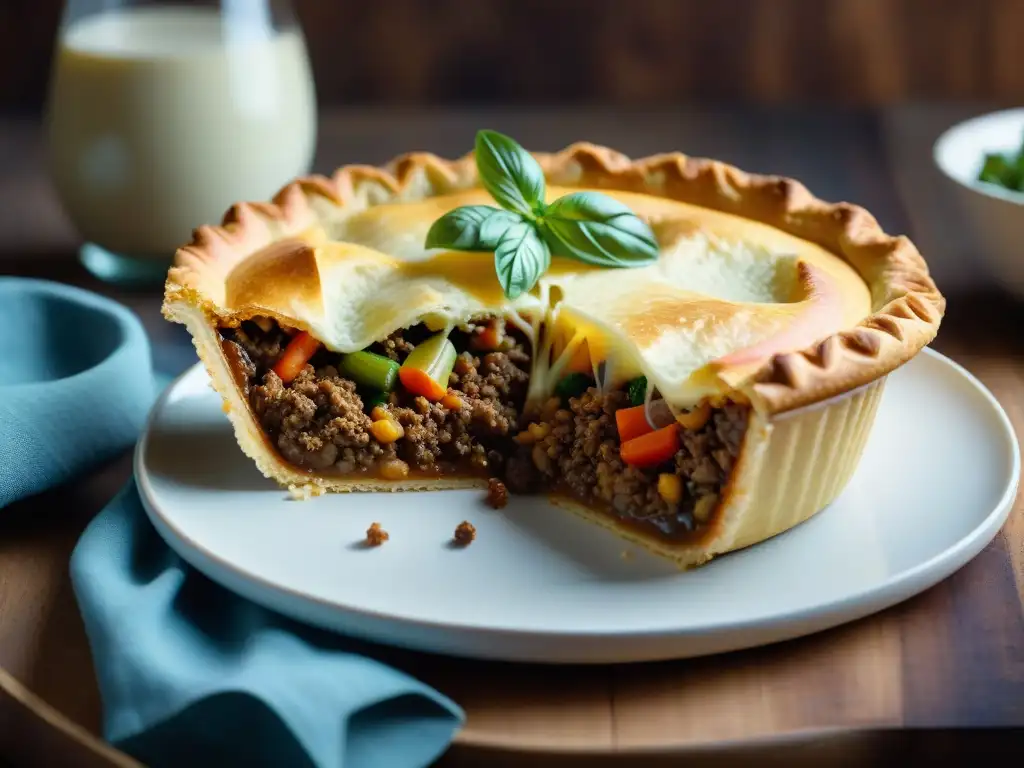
[162,141,944,568]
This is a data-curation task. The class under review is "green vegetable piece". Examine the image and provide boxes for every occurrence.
[627,375,648,407]
[401,332,458,397]
[339,351,400,392]
[1005,164,1024,191]
[361,389,390,411]
[979,154,1013,185]
[555,372,593,402]
[978,144,1024,191]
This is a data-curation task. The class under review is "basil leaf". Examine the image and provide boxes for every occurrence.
[479,209,525,248]
[540,191,660,267]
[493,221,550,300]
[475,130,547,216]
[424,205,504,250]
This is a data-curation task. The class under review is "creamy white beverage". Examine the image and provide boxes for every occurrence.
[47,6,316,258]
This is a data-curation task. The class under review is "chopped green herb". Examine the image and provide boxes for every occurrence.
[555,372,593,402]
[627,376,648,407]
[977,131,1024,192]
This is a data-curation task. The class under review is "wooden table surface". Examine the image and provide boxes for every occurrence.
[1,106,1023,767]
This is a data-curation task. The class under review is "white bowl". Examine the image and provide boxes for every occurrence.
[933,108,1024,297]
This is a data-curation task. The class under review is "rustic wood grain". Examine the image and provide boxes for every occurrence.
[5,0,1024,112]
[0,109,1022,766]
[301,0,1024,106]
[610,617,905,746]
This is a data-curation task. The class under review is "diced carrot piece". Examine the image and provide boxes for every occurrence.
[399,332,456,401]
[441,393,464,411]
[398,366,447,401]
[615,404,654,442]
[273,331,320,384]
[620,424,679,468]
[473,322,503,351]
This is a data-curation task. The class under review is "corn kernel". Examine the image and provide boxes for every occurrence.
[676,402,712,431]
[371,405,390,422]
[528,422,551,440]
[541,397,561,422]
[371,418,405,444]
[657,473,683,505]
[379,458,410,480]
[694,493,719,523]
[441,393,464,411]
[515,429,536,445]
[532,444,552,473]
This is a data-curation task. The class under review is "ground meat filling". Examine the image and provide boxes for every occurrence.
[251,367,387,470]
[221,317,748,539]
[222,318,530,476]
[507,388,749,538]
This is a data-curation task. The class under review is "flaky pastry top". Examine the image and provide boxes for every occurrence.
[163,142,944,415]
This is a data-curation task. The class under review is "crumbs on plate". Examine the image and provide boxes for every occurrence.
[486,478,508,509]
[365,522,389,546]
[453,520,476,546]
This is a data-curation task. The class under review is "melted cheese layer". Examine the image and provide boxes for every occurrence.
[223,185,873,406]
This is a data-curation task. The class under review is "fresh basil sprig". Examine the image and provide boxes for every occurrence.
[540,192,661,268]
[424,129,660,299]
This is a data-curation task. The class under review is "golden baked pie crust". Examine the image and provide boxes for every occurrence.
[165,142,943,414]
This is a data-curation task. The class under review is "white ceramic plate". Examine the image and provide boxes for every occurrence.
[138,349,1018,664]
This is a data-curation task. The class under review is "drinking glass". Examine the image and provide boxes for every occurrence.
[46,0,317,285]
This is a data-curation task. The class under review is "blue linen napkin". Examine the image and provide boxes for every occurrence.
[2,278,462,767]
[0,278,154,508]
[71,483,462,768]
